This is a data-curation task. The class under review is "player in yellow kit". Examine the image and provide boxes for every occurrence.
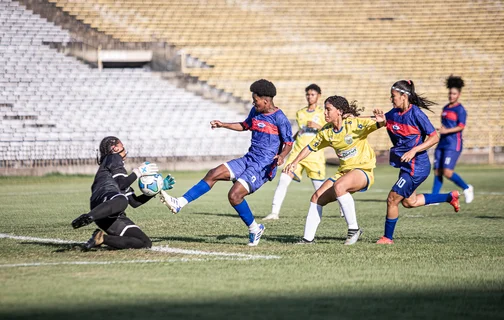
[263,84,326,220]
[284,95,385,245]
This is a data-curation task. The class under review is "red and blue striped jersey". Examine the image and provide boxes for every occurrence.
[438,103,466,151]
[241,107,294,161]
[385,105,436,176]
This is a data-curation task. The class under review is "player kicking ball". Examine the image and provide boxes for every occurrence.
[71,136,175,250]
[160,79,293,246]
[285,96,386,245]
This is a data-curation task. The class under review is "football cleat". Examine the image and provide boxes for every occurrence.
[376,236,394,245]
[262,213,279,221]
[248,224,265,246]
[449,190,460,212]
[159,190,181,214]
[463,185,474,204]
[344,228,363,245]
[82,229,104,251]
[71,213,93,229]
[296,238,315,245]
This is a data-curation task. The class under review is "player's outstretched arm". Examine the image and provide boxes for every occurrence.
[283,146,312,173]
[210,120,245,131]
[400,133,439,162]
[128,193,154,208]
[372,108,386,128]
[274,142,293,166]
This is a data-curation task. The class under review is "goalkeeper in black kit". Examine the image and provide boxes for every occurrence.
[71,136,175,251]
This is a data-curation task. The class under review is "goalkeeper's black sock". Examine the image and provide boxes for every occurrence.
[103,227,152,249]
[88,197,128,221]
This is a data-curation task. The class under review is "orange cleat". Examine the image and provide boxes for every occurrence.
[449,190,460,212]
[376,236,394,244]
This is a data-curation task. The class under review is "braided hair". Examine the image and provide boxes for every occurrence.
[446,75,464,91]
[97,136,121,164]
[324,95,363,117]
[391,80,436,112]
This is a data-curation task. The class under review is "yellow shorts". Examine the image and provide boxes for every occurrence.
[328,168,374,192]
[285,153,325,182]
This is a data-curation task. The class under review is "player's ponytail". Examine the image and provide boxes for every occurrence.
[391,80,436,112]
[97,136,120,164]
[324,95,364,117]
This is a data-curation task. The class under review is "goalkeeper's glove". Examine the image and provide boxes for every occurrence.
[133,161,159,177]
[162,174,176,190]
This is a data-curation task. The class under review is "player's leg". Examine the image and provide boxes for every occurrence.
[332,169,370,245]
[88,216,151,250]
[265,170,297,220]
[72,194,128,229]
[160,160,238,213]
[432,148,444,194]
[228,177,265,246]
[404,172,460,212]
[301,179,335,243]
[442,150,473,203]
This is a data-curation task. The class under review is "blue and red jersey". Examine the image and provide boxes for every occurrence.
[385,105,437,176]
[437,103,466,151]
[241,107,294,162]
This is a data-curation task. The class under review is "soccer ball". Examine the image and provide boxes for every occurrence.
[138,173,163,196]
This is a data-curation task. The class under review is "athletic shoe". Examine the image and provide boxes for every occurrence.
[262,213,279,220]
[449,190,460,212]
[296,238,315,245]
[71,213,93,229]
[376,236,394,245]
[159,190,181,214]
[82,229,104,251]
[463,185,474,204]
[344,229,363,245]
[248,224,265,246]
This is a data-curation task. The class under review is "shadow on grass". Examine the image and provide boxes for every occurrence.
[1,289,502,320]
[189,212,238,218]
[475,216,504,219]
[262,235,346,244]
[20,241,84,252]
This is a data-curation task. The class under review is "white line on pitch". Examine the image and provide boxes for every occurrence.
[0,233,281,260]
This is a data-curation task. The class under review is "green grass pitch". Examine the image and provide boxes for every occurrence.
[0,164,503,319]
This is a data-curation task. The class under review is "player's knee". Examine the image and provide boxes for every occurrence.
[333,182,347,197]
[228,190,243,206]
[204,168,219,181]
[442,169,453,178]
[143,237,152,249]
[387,194,400,207]
[310,193,319,203]
[401,199,414,208]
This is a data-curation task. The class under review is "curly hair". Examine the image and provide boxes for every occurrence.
[97,136,120,164]
[305,83,321,94]
[446,75,464,90]
[250,79,276,98]
[324,95,363,117]
[391,80,436,112]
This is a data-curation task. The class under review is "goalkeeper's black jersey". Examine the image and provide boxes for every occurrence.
[91,154,129,201]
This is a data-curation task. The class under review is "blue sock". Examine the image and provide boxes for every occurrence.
[432,175,443,194]
[182,180,211,203]
[232,200,254,226]
[384,217,398,240]
[449,172,469,190]
[424,193,451,205]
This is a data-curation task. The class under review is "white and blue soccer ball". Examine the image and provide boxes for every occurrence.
[138,173,164,196]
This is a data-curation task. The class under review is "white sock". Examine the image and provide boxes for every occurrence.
[271,173,293,215]
[177,197,189,208]
[303,202,323,241]
[249,220,259,233]
[311,179,324,190]
[337,193,358,230]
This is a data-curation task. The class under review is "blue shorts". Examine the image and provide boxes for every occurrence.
[225,154,277,193]
[391,170,429,198]
[434,148,461,170]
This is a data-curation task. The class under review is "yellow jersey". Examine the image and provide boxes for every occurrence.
[308,118,379,171]
[291,106,326,163]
